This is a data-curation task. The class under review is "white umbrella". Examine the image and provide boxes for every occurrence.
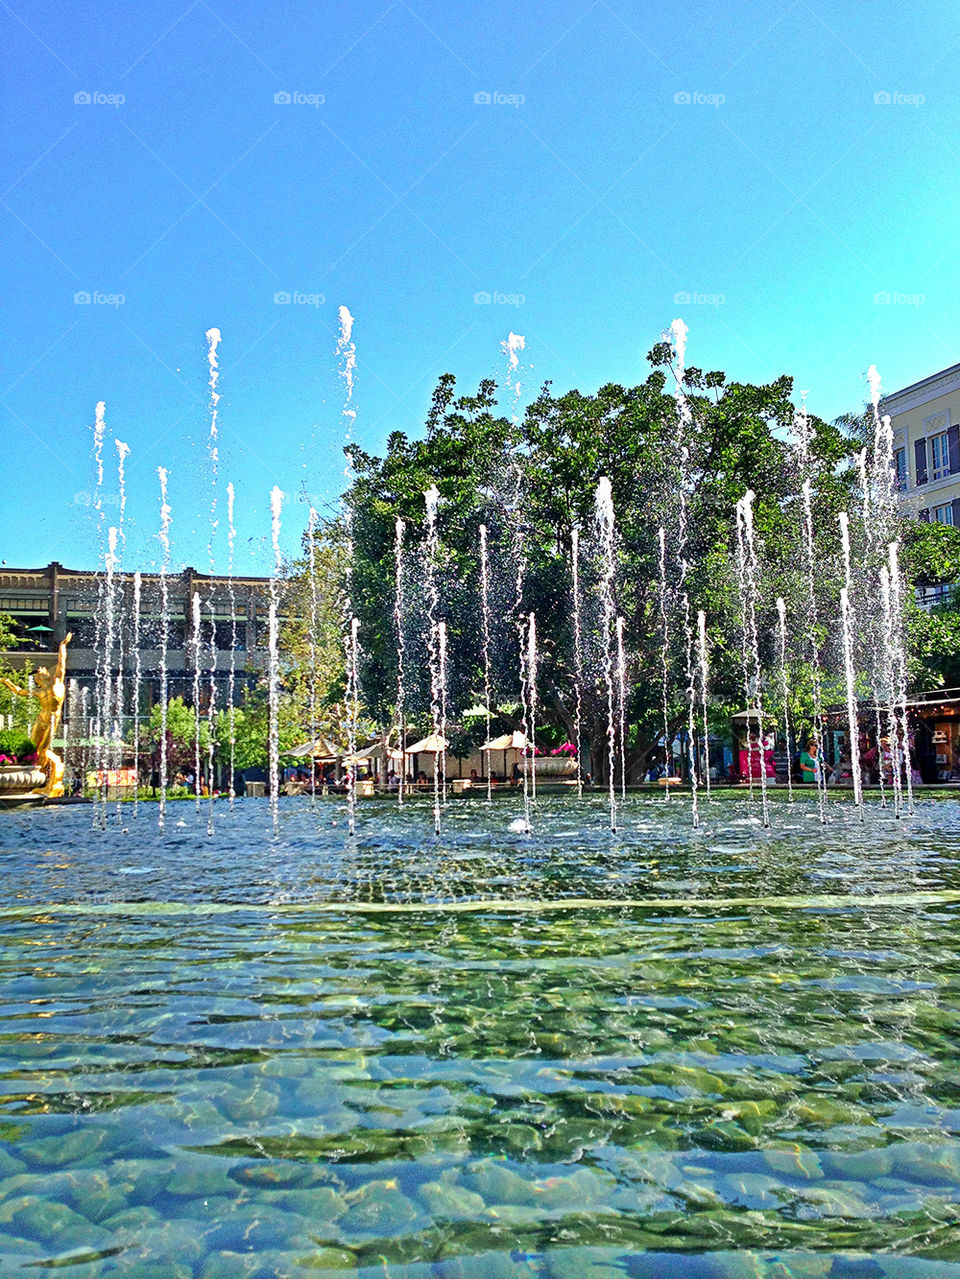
[286,737,340,762]
[481,730,527,781]
[405,733,449,754]
[481,731,527,752]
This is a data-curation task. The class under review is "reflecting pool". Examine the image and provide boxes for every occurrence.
[1,794,959,1276]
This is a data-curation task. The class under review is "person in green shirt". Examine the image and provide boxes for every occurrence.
[799,738,830,784]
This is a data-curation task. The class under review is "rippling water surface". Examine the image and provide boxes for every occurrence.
[1,792,960,1277]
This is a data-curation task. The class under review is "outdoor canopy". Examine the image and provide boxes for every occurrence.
[285,738,340,762]
[481,730,527,780]
[404,733,449,754]
[481,731,527,752]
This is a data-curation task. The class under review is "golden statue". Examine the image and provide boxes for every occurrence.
[1,633,72,797]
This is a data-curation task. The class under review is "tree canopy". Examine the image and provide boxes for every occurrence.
[316,346,869,781]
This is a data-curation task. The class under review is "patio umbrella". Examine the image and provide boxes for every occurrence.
[285,737,340,762]
[404,733,448,783]
[404,733,449,754]
[481,730,527,780]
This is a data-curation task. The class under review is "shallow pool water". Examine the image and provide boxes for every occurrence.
[1,793,959,1276]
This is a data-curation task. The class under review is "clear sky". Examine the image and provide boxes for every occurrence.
[2,0,958,575]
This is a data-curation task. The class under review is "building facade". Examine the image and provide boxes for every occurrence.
[0,562,274,729]
[881,362,960,607]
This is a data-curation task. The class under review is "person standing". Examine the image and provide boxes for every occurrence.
[799,738,830,785]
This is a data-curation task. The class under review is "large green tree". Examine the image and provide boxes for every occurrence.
[331,349,860,783]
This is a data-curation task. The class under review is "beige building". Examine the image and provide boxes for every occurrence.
[881,363,960,607]
[0,561,273,718]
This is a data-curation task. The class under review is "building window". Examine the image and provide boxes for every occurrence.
[211,620,246,651]
[931,431,951,481]
[894,447,907,490]
[933,503,954,525]
[68,616,97,647]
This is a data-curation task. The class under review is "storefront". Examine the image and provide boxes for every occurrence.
[908,691,960,783]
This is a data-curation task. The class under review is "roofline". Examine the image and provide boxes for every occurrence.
[0,562,273,586]
[880,362,960,408]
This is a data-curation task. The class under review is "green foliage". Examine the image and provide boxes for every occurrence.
[899,518,960,690]
[277,518,352,747]
[0,613,39,728]
[314,351,861,782]
[0,730,36,762]
[902,520,960,586]
[141,696,210,774]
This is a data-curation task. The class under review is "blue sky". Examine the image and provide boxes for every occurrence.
[3,0,958,574]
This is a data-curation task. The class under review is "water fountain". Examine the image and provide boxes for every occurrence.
[570,525,584,798]
[615,614,627,801]
[510,472,533,834]
[596,477,618,833]
[191,591,203,812]
[526,612,537,805]
[697,608,711,800]
[156,466,172,831]
[393,517,407,804]
[838,512,864,814]
[478,523,492,802]
[774,596,794,803]
[268,486,283,837]
[132,570,142,817]
[5,323,956,1279]
[425,485,443,837]
[657,525,672,793]
[736,491,770,829]
[226,481,237,806]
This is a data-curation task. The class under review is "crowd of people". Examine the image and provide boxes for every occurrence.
[641,725,920,789]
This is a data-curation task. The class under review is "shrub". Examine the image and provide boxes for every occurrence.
[0,730,37,764]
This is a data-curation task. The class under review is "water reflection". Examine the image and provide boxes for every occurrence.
[0,797,958,1274]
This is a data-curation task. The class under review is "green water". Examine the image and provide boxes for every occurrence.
[1,795,959,1276]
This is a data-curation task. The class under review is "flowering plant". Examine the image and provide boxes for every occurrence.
[551,741,577,756]
[0,732,38,765]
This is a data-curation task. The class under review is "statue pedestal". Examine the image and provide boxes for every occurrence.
[0,765,46,795]
[0,764,48,807]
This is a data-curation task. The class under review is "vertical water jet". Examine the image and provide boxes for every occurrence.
[479,523,492,802]
[775,597,794,803]
[268,486,283,837]
[571,526,584,799]
[157,468,171,833]
[596,478,618,833]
